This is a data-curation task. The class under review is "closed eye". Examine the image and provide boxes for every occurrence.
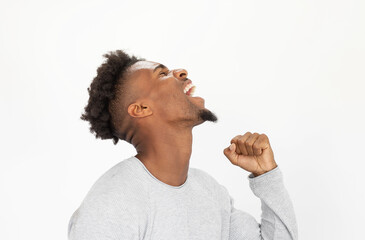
[160,71,168,76]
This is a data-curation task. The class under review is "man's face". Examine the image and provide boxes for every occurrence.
[126,60,218,127]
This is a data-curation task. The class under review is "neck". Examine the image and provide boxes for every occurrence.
[132,122,193,187]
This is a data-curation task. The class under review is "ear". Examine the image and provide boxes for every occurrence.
[127,102,153,118]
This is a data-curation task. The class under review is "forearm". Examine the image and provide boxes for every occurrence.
[249,166,298,240]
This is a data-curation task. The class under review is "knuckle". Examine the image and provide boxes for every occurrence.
[243,132,251,137]
[231,135,241,143]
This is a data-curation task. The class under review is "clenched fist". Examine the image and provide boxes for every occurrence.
[223,132,278,177]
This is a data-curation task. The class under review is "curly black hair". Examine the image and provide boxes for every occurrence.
[80,50,145,145]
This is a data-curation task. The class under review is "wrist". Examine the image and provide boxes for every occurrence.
[252,171,267,177]
[252,163,278,177]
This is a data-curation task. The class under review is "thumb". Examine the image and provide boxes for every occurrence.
[223,143,239,165]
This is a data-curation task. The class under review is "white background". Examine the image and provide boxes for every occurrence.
[1,0,364,239]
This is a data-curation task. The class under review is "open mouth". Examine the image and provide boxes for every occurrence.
[183,83,196,97]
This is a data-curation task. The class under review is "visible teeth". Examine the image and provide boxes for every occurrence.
[189,86,196,96]
[183,83,192,93]
[184,83,194,95]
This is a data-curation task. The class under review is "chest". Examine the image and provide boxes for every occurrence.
[142,189,230,240]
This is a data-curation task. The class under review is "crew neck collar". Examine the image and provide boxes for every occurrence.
[132,156,189,190]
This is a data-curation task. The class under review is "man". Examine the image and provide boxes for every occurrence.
[68,50,298,239]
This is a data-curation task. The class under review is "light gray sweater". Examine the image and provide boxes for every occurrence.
[68,156,298,240]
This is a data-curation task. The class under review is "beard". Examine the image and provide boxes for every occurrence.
[197,108,218,123]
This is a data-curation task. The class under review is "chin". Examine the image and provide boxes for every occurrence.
[197,108,218,123]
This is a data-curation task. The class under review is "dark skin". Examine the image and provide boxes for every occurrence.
[119,61,278,187]
[123,61,218,187]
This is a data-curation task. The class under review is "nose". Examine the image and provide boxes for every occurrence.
[173,68,188,80]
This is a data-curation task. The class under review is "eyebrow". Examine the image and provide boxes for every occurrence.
[153,64,168,73]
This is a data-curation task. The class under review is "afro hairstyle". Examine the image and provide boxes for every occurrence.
[80,50,145,145]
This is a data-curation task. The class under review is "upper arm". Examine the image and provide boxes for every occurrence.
[228,194,263,240]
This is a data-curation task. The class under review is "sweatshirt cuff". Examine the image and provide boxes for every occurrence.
[247,165,284,197]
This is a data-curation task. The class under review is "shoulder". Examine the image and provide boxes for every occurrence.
[84,156,148,205]
[76,156,149,217]
[189,167,232,207]
[189,167,219,185]
[68,157,149,238]
[189,167,230,197]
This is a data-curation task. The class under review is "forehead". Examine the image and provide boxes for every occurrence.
[128,60,164,75]
[124,61,163,94]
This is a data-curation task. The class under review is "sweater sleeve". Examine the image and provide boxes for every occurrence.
[228,165,298,240]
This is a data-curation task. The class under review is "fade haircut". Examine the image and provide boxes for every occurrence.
[80,50,145,145]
